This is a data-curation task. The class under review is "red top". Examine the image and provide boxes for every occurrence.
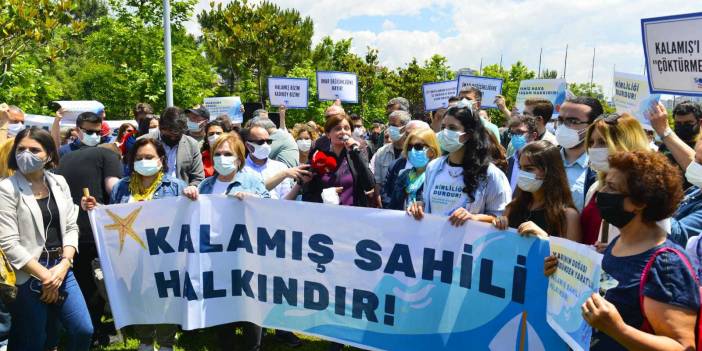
[580,194,602,245]
[202,149,214,178]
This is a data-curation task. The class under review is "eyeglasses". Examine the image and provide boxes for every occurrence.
[248,139,273,145]
[558,117,590,128]
[597,113,623,125]
[80,128,101,135]
[407,143,426,151]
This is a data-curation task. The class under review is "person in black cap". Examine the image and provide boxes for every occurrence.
[185,105,210,143]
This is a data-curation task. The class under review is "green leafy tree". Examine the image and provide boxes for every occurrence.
[482,62,536,125]
[568,82,614,113]
[198,0,313,103]
[540,68,558,79]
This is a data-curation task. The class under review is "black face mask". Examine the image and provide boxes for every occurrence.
[596,192,636,229]
[161,134,181,147]
[674,122,699,143]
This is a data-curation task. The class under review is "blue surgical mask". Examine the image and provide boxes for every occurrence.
[387,126,403,142]
[133,159,162,176]
[408,148,430,168]
[510,134,527,151]
[81,132,101,147]
[437,129,465,153]
[213,156,238,176]
[187,120,204,132]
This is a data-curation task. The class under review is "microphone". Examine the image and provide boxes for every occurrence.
[341,135,359,152]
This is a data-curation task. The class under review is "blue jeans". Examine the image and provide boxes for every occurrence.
[8,257,93,350]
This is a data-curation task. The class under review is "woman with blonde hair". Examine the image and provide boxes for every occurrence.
[0,138,14,178]
[579,112,652,246]
[385,128,440,210]
[292,124,319,164]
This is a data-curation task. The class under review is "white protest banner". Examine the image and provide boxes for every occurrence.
[612,72,661,128]
[90,196,568,351]
[422,80,457,111]
[515,79,568,116]
[641,12,702,96]
[457,75,504,108]
[316,71,358,103]
[268,77,309,109]
[203,97,243,123]
[52,100,104,123]
[547,237,603,351]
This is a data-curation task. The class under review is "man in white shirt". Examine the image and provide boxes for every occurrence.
[241,126,292,199]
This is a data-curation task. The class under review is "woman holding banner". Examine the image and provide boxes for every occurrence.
[385,128,440,210]
[200,120,232,178]
[492,140,581,242]
[407,99,511,226]
[197,132,269,350]
[82,137,197,351]
[546,151,700,351]
[0,127,93,350]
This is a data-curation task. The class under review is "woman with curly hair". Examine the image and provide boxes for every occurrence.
[545,151,699,351]
[408,100,512,226]
[292,123,319,164]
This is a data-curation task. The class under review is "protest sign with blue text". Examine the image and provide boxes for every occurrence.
[268,77,309,109]
[641,12,702,96]
[90,196,568,351]
[422,80,457,111]
[316,71,358,103]
[457,75,503,108]
[515,79,568,116]
[612,72,661,129]
[547,237,603,351]
[203,97,243,123]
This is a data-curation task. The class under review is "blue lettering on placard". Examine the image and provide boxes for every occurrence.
[422,248,453,283]
[146,226,175,255]
[308,234,334,273]
[355,239,382,271]
[177,225,194,253]
[304,281,328,310]
[257,227,286,258]
[227,224,253,253]
[232,269,255,298]
[200,224,223,253]
[203,271,226,299]
[384,244,416,278]
[155,270,180,297]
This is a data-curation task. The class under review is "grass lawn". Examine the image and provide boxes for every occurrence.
[94,328,359,351]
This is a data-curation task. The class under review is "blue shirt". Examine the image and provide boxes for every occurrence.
[110,174,186,204]
[593,237,700,351]
[560,148,589,212]
[59,139,83,157]
[670,186,702,247]
[198,172,270,198]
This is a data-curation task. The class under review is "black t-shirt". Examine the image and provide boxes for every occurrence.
[37,189,62,249]
[56,145,123,244]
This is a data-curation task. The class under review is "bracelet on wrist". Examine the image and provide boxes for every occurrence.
[658,128,673,139]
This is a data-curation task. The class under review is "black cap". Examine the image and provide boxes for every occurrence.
[185,106,210,120]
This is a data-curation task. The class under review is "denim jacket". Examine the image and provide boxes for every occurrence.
[198,172,270,198]
[670,186,702,247]
[110,174,186,204]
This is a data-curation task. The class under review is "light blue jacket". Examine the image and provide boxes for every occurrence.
[110,174,186,204]
[198,172,270,198]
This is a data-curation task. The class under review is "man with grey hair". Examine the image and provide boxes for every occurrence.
[247,116,299,167]
[386,97,410,115]
[370,109,412,204]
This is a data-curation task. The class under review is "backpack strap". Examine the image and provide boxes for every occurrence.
[639,247,701,348]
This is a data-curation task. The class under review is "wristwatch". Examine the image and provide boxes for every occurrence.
[659,128,673,139]
[62,257,74,268]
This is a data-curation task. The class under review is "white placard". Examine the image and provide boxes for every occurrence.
[422,80,458,111]
[457,76,504,108]
[203,97,243,123]
[612,72,661,128]
[268,77,309,109]
[53,100,104,122]
[641,12,702,96]
[515,79,568,116]
[316,71,358,103]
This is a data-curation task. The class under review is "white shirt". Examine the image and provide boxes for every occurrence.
[429,163,470,217]
[212,179,233,195]
[241,156,291,199]
[163,143,179,180]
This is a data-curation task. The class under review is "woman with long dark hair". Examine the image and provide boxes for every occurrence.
[408,100,511,225]
[493,140,581,241]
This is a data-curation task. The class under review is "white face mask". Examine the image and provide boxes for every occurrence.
[149,127,158,135]
[353,127,366,139]
[7,122,25,137]
[247,141,272,160]
[213,155,239,176]
[437,129,465,153]
[555,125,584,149]
[207,134,220,146]
[588,147,610,172]
[81,132,101,147]
[133,159,162,176]
[685,161,702,188]
[187,120,204,132]
[517,170,544,193]
[296,139,312,152]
